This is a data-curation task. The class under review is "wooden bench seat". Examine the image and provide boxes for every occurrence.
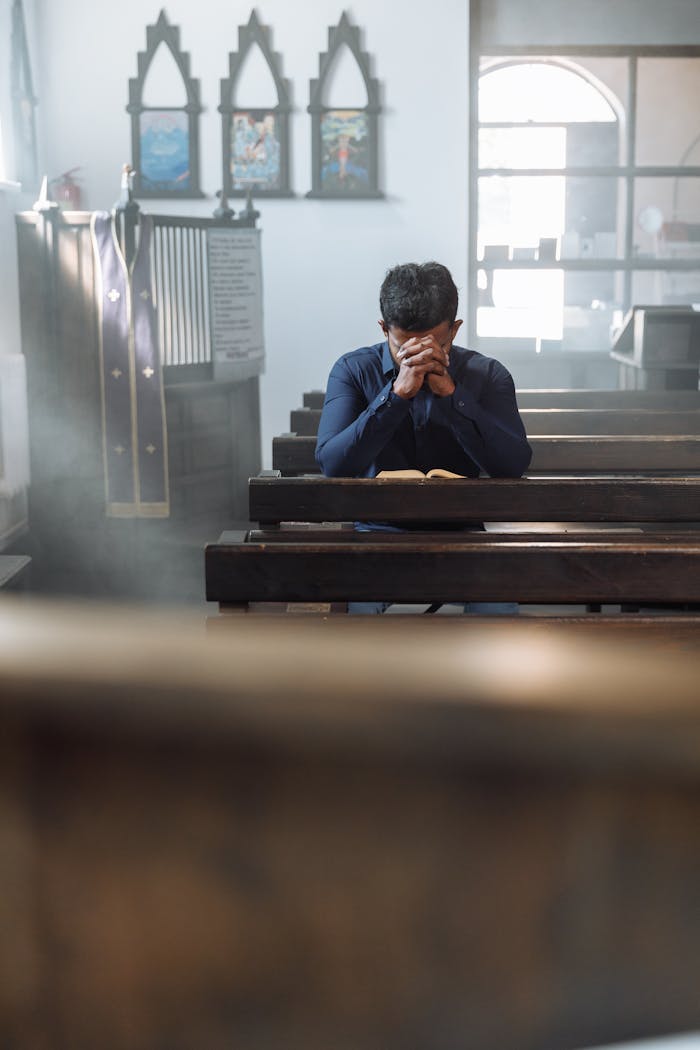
[290,406,700,437]
[3,598,700,1049]
[272,433,700,476]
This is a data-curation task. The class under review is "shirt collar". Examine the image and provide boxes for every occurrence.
[381,340,396,377]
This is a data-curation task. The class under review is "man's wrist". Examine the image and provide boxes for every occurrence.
[391,380,414,400]
[427,375,456,397]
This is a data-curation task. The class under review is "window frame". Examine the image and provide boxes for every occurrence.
[468,9,700,353]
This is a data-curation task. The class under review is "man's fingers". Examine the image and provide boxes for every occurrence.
[402,348,447,368]
[396,340,422,361]
[400,362,444,381]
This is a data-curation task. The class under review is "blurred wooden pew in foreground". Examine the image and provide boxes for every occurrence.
[2,597,700,1050]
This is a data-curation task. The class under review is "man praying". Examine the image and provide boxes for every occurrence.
[315,261,532,614]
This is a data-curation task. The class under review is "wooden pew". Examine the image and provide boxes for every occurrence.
[303,388,325,408]
[3,597,700,1049]
[205,476,700,609]
[249,475,700,526]
[207,531,700,607]
[290,406,700,438]
[0,554,31,591]
[516,388,700,409]
[302,388,700,411]
[272,433,700,476]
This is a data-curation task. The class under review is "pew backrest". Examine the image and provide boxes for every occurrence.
[302,387,700,411]
[272,433,700,476]
[249,475,700,526]
[291,406,700,437]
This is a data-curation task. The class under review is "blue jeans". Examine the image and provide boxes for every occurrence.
[348,602,519,615]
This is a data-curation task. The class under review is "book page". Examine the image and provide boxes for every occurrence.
[376,468,466,479]
[376,469,426,478]
[425,469,466,479]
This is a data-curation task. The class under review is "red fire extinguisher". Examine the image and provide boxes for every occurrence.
[51,168,82,210]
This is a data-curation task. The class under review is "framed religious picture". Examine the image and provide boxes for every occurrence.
[127,10,203,199]
[230,110,283,194]
[220,12,292,198]
[138,110,191,192]
[307,13,382,199]
[319,109,370,194]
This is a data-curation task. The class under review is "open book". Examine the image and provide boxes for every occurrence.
[376,468,465,479]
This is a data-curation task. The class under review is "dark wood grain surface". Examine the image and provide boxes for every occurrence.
[302,388,700,411]
[249,476,700,525]
[272,434,700,475]
[205,534,700,604]
[291,406,700,437]
[2,599,700,1050]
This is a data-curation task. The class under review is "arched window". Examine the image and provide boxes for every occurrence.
[474,59,623,352]
[479,62,617,124]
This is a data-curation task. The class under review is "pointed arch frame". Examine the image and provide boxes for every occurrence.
[479,57,623,126]
[219,10,293,199]
[11,0,38,187]
[307,12,383,199]
[127,10,204,199]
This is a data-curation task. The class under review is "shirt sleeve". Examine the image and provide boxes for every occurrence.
[315,357,410,477]
[430,357,532,477]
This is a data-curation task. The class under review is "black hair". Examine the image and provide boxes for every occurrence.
[379,261,459,330]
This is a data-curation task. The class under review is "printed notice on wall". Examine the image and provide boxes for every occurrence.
[207,227,265,381]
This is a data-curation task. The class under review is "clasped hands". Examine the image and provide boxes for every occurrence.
[392,334,455,400]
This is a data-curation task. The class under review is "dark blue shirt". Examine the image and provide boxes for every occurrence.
[316,340,532,478]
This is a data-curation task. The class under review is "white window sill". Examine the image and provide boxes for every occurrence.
[0,180,22,194]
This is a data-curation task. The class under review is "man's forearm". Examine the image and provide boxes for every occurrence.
[316,384,411,476]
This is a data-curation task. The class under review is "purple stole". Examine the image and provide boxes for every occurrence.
[91,211,169,517]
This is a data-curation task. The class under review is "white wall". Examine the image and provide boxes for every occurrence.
[6,0,700,466]
[0,0,41,359]
[34,0,469,466]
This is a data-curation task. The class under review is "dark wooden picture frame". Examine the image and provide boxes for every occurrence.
[127,10,204,199]
[10,0,38,188]
[219,10,293,199]
[307,12,382,199]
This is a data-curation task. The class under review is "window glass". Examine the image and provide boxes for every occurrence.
[473,53,700,354]
[479,175,625,259]
[636,58,700,166]
[479,63,616,123]
[479,127,565,170]
[632,269,700,307]
[634,177,700,257]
